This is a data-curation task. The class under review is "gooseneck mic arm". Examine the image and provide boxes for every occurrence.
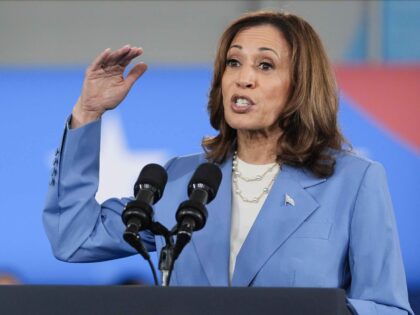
[122,189,154,259]
[121,163,168,285]
[173,163,222,261]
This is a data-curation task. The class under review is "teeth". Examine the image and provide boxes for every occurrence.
[235,98,250,106]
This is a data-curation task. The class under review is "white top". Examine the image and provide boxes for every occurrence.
[229,157,279,282]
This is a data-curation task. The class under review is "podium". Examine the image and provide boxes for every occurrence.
[0,286,352,315]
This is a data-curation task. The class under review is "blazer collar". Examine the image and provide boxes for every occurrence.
[191,155,326,287]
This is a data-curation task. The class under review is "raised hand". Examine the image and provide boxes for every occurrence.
[71,45,147,128]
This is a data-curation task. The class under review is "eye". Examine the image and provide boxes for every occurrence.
[226,58,240,68]
[259,62,274,71]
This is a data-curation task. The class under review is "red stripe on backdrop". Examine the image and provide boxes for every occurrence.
[335,65,420,151]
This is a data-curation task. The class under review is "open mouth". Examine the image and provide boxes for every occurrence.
[231,95,255,106]
[230,94,255,113]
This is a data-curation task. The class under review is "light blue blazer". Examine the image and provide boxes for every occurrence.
[43,119,413,315]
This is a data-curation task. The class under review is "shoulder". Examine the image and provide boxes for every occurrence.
[313,150,389,193]
[332,150,386,179]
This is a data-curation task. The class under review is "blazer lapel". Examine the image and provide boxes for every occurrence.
[191,156,232,286]
[231,165,325,286]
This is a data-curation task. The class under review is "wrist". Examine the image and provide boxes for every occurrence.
[70,98,103,129]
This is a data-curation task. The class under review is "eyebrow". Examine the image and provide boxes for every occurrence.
[229,44,279,58]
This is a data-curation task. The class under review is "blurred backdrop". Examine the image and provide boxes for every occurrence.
[0,0,419,311]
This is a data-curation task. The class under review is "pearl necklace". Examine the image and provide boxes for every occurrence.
[232,152,280,203]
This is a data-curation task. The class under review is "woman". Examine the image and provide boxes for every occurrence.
[43,11,413,314]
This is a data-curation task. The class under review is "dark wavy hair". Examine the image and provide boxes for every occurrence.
[202,10,346,178]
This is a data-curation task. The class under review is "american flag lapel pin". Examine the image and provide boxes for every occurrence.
[285,194,295,206]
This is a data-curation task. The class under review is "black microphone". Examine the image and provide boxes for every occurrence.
[122,163,168,260]
[174,163,222,259]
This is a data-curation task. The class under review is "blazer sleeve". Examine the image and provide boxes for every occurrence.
[346,162,413,315]
[42,117,156,262]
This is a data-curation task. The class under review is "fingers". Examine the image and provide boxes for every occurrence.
[86,45,146,91]
[125,62,148,89]
[119,47,143,67]
[90,45,144,72]
[90,48,112,71]
[104,45,131,66]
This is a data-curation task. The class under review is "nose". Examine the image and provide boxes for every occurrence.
[235,66,255,89]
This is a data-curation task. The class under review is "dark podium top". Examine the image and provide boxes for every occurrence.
[0,286,352,315]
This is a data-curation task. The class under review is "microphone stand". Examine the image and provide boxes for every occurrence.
[152,222,196,287]
[123,217,187,287]
[149,222,175,286]
[159,244,175,286]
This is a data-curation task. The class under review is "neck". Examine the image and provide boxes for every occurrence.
[236,129,281,164]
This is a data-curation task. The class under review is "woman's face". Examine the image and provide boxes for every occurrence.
[221,24,291,134]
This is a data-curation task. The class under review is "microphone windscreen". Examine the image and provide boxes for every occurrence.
[188,163,222,202]
[134,163,168,201]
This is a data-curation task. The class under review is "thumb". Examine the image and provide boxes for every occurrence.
[125,62,148,89]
